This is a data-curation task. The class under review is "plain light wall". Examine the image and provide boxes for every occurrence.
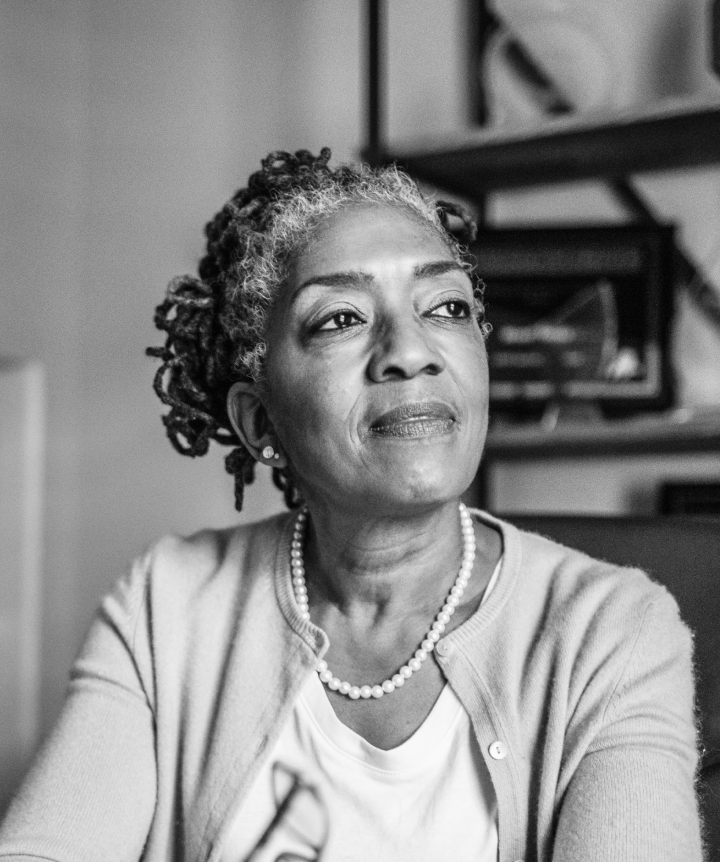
[0,0,302,735]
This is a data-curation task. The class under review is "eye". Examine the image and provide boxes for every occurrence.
[429,299,471,319]
[314,310,364,332]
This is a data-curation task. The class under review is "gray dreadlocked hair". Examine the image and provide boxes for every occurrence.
[147,147,488,512]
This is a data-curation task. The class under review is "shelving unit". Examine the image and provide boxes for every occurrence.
[364,1,720,513]
[377,96,720,198]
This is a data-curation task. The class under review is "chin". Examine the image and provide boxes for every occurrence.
[367,461,472,512]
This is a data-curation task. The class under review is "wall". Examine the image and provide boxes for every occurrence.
[489,452,720,514]
[0,0,301,739]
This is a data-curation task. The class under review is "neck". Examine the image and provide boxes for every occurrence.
[301,499,467,623]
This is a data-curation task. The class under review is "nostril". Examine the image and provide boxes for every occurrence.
[368,330,446,382]
[370,357,443,382]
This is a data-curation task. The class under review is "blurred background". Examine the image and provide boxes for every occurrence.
[2,0,720,810]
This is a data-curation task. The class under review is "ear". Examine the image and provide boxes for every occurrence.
[226,382,288,468]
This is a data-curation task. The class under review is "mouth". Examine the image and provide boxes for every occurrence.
[368,401,456,439]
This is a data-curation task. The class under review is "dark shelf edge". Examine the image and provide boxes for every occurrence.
[382,98,720,196]
[485,412,720,458]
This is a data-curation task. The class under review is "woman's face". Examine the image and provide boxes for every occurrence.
[262,203,489,517]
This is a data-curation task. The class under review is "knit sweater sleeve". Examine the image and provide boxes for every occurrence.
[552,587,702,861]
[0,553,157,862]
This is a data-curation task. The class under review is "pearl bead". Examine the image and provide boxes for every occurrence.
[298,502,475,699]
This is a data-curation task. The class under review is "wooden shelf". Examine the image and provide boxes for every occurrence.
[381,96,720,198]
[485,407,720,458]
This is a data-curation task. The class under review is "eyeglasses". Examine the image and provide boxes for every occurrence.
[242,762,329,862]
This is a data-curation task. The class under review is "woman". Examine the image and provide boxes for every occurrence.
[0,149,701,861]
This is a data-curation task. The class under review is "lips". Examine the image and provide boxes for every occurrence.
[369,401,455,438]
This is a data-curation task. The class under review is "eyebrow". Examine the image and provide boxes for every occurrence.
[295,271,374,294]
[293,260,467,300]
[413,260,467,280]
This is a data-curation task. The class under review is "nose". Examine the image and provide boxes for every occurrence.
[367,311,446,382]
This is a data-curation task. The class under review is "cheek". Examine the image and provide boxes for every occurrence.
[454,334,489,397]
[264,357,358,455]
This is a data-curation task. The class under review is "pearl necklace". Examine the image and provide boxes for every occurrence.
[290,502,476,700]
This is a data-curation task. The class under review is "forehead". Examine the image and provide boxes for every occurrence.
[293,203,455,280]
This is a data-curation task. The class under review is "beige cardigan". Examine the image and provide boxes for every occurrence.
[0,510,702,862]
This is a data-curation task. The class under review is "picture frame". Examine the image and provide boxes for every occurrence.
[472,224,675,414]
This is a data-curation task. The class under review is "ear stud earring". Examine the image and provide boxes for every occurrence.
[262,445,280,461]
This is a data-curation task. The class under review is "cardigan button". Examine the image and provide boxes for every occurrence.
[488,740,507,760]
[436,639,453,657]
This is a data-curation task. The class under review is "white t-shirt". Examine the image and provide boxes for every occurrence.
[221,560,502,862]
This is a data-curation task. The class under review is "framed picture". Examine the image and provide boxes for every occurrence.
[472,224,675,414]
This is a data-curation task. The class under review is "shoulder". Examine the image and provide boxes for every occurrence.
[472,510,690,671]
[105,512,293,631]
[470,513,695,749]
[481,509,674,612]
